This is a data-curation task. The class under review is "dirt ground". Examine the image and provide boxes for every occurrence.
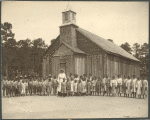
[2,95,148,119]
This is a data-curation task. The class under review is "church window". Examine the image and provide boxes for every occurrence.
[65,12,68,21]
[72,13,75,20]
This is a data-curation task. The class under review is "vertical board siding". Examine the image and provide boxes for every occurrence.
[74,55,86,77]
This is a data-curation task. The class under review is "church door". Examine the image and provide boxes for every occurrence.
[60,63,66,73]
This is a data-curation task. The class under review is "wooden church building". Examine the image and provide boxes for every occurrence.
[42,7,140,79]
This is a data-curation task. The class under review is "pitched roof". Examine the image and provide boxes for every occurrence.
[62,42,85,54]
[76,27,139,62]
[52,42,85,56]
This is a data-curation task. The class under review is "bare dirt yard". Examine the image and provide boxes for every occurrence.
[2,95,148,119]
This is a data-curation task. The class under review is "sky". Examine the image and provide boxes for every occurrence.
[2,1,149,47]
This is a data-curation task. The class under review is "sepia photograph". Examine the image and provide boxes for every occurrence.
[1,1,149,119]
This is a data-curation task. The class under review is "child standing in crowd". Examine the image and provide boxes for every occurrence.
[90,77,94,95]
[92,77,97,96]
[86,79,91,96]
[96,77,100,96]
[141,76,148,98]
[77,79,82,96]
[81,77,87,96]
[12,79,15,97]
[61,78,66,97]
[106,77,111,96]
[28,77,32,96]
[110,76,117,97]
[66,78,71,97]
[117,75,122,97]
[36,78,40,95]
[10,79,13,97]
[136,77,142,99]
[14,78,18,97]
[42,78,46,96]
[70,77,74,96]
[74,80,78,96]
[52,76,58,96]
[18,78,22,97]
[122,75,127,97]
[48,78,52,96]
[126,76,132,98]
[21,80,26,96]
[131,75,137,98]
[39,78,42,96]
[25,79,28,96]
[102,75,107,96]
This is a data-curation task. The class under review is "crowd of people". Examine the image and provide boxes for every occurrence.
[2,69,148,99]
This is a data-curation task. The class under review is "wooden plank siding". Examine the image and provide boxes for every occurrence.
[42,36,60,77]
[74,54,86,77]
[106,54,140,79]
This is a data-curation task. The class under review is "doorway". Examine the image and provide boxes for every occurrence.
[60,63,66,73]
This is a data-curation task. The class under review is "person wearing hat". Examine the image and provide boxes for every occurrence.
[57,69,66,96]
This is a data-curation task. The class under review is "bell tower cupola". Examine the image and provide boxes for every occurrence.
[62,5,76,25]
[59,4,78,47]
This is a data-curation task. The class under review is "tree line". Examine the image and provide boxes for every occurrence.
[1,22,48,78]
[120,42,149,77]
[1,22,149,78]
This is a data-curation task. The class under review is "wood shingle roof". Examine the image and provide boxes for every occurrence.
[76,27,139,62]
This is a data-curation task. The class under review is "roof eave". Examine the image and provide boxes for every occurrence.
[106,51,140,62]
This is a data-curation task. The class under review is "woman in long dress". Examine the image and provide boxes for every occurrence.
[57,69,66,96]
